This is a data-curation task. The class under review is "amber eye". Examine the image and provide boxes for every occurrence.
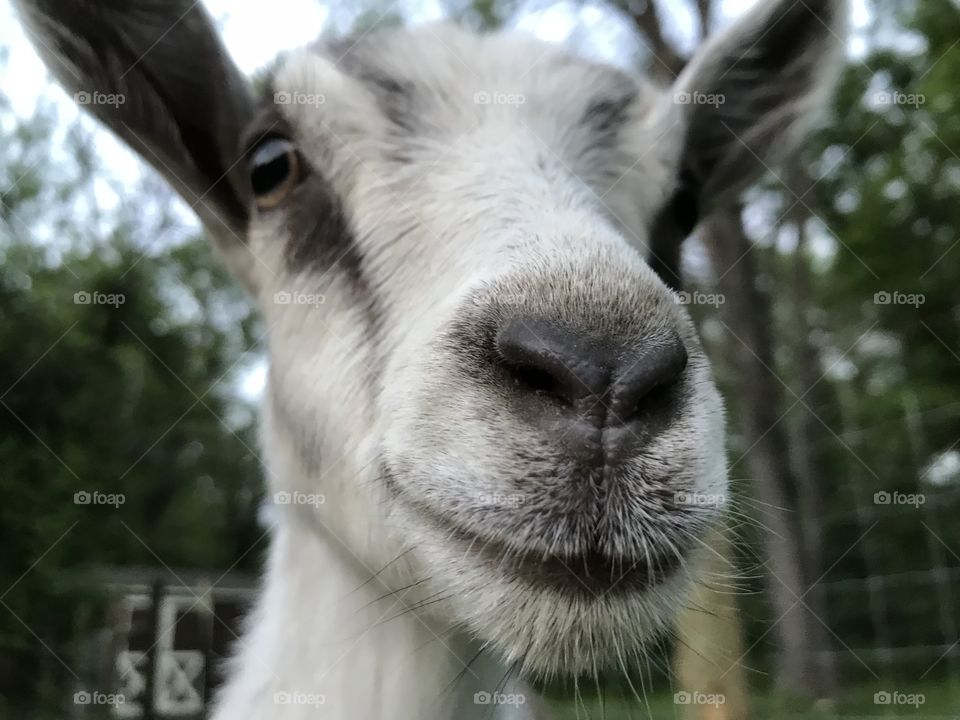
[249,137,300,209]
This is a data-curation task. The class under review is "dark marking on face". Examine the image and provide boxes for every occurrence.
[263,163,388,444]
[573,74,640,166]
[362,73,418,133]
[283,172,355,274]
[242,86,362,282]
[330,43,419,135]
[281,168,388,384]
[242,89,387,399]
[241,101,364,283]
[581,91,636,135]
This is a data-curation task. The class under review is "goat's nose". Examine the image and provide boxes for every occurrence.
[495,317,688,426]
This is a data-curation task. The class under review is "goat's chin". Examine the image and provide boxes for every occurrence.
[407,519,703,678]
[385,480,717,678]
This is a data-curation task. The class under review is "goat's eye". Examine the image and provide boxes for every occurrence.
[250,138,300,209]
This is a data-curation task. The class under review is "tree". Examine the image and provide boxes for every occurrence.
[0,93,264,715]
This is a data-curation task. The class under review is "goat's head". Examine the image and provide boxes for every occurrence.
[19,0,845,679]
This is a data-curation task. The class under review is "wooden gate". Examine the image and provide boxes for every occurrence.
[92,568,256,719]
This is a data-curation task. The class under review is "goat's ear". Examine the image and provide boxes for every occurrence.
[671,0,847,210]
[14,0,258,292]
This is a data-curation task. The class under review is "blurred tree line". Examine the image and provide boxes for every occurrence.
[697,0,960,701]
[0,0,957,716]
[0,70,265,715]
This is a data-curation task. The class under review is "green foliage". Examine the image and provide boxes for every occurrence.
[721,0,960,688]
[0,100,264,713]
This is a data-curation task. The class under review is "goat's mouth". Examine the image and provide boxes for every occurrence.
[381,469,691,596]
[380,461,723,678]
[448,528,687,596]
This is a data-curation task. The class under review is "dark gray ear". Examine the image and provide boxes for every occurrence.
[672,0,847,211]
[14,0,257,289]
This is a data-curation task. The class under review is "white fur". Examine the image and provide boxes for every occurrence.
[200,14,841,720]
[212,26,727,720]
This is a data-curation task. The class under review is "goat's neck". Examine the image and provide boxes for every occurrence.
[213,508,545,720]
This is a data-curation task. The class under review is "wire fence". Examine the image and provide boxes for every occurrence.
[729,391,960,716]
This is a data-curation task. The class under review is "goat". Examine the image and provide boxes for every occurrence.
[16,1,845,718]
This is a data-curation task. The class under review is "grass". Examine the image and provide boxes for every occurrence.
[548,680,960,719]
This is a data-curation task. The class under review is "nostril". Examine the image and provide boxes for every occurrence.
[507,362,571,403]
[611,337,688,421]
[495,317,607,406]
[494,317,688,427]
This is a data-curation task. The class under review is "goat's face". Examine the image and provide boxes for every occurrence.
[19,0,844,679]
[252,28,726,674]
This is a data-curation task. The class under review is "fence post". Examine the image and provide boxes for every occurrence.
[198,580,215,711]
[143,579,163,720]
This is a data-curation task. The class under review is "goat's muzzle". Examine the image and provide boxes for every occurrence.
[495,315,689,467]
